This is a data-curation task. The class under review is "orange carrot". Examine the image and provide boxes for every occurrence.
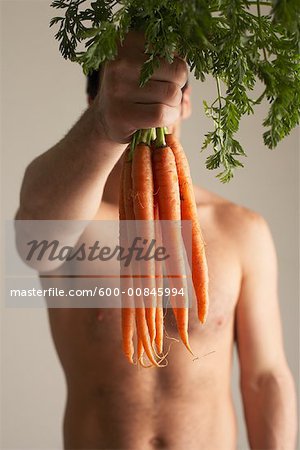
[154,203,164,355]
[121,303,135,364]
[152,145,193,354]
[137,336,153,368]
[123,149,159,366]
[132,143,157,346]
[166,134,209,323]
[119,148,135,364]
[137,336,144,362]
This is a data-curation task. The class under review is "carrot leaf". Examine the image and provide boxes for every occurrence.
[50,0,300,181]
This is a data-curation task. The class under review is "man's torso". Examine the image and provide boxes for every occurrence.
[45,187,244,450]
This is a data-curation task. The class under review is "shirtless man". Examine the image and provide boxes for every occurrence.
[16,33,297,449]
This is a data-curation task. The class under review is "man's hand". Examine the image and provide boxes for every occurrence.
[16,31,188,224]
[95,32,188,143]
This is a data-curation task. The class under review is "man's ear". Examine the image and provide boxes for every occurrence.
[181,85,192,120]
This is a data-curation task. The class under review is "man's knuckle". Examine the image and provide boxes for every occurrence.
[166,82,181,105]
[173,58,188,85]
[107,59,126,81]
[106,64,129,98]
[106,60,118,78]
[153,104,167,125]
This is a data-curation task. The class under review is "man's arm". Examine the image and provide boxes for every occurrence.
[16,105,126,221]
[15,32,187,270]
[236,212,297,449]
[16,32,187,221]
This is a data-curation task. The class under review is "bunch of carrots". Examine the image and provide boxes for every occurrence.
[119,127,209,367]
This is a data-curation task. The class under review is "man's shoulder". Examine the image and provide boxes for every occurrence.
[194,185,270,243]
[195,186,276,274]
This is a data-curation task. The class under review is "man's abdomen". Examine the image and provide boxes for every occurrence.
[63,377,237,450]
[48,307,238,450]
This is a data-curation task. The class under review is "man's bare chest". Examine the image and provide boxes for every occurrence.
[67,206,242,336]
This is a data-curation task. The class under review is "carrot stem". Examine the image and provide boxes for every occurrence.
[129,129,142,160]
[151,128,157,141]
[156,127,166,147]
[140,129,148,144]
[138,129,153,146]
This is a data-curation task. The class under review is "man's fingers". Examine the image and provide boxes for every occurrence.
[97,33,188,143]
[134,80,183,107]
[125,103,181,131]
[110,52,188,89]
[119,32,188,86]
[151,57,188,88]
[111,79,182,108]
[118,30,146,53]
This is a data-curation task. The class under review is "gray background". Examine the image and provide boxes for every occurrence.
[1,1,299,448]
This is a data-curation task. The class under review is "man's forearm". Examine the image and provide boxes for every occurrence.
[241,369,297,449]
[16,103,126,221]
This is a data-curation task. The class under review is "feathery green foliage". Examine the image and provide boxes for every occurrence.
[50,0,300,181]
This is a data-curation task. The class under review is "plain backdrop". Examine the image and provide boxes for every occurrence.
[1,1,299,449]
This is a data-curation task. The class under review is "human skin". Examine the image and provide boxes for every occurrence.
[16,32,297,449]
